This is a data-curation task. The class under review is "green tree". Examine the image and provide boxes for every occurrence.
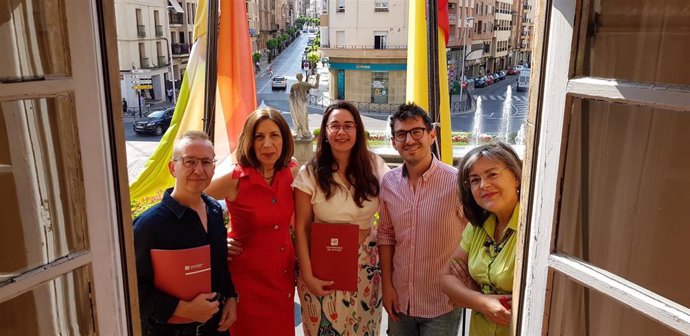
[252,52,261,63]
[307,51,320,69]
[266,38,279,61]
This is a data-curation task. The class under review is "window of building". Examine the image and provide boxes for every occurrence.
[517,0,690,334]
[375,0,389,12]
[374,32,387,49]
[337,0,345,12]
[371,72,388,104]
[0,1,131,334]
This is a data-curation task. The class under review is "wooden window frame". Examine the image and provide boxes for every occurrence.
[515,0,690,334]
[0,1,135,334]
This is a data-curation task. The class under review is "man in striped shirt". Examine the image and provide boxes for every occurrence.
[378,103,467,336]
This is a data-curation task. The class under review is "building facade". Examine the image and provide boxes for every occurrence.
[115,0,176,109]
[169,0,197,83]
[320,0,408,106]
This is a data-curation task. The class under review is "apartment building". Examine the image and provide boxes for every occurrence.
[169,0,197,82]
[470,0,495,76]
[320,0,409,105]
[247,0,261,52]
[115,0,174,108]
[490,0,513,72]
[517,0,534,64]
[447,0,477,81]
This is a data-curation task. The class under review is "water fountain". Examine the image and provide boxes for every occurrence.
[515,123,526,145]
[499,86,513,143]
[472,96,484,146]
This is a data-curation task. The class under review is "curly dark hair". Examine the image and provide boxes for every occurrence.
[310,101,380,207]
[388,102,433,135]
[457,141,522,227]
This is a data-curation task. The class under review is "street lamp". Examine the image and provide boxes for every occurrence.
[458,16,474,108]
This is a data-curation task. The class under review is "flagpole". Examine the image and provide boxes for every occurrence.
[426,0,441,158]
[203,0,219,141]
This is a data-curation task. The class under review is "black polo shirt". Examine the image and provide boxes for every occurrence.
[134,188,237,324]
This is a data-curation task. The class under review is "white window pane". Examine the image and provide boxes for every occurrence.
[557,98,690,307]
[0,0,71,81]
[0,96,88,277]
[549,272,685,335]
[0,266,96,335]
[578,0,690,86]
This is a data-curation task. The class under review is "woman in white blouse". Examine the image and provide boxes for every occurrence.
[293,101,389,335]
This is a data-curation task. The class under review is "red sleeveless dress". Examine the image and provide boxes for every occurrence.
[226,163,296,336]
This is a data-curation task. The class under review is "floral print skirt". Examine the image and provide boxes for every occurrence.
[298,231,382,336]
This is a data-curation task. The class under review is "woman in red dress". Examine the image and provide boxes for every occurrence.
[206,108,299,335]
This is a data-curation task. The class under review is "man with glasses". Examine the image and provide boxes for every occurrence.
[377,103,467,335]
[134,131,238,335]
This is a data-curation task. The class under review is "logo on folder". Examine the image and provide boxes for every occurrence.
[327,237,343,252]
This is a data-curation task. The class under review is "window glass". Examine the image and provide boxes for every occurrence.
[0,0,71,81]
[548,272,684,335]
[0,96,88,277]
[557,98,690,307]
[0,266,95,335]
[371,72,389,104]
[578,0,690,86]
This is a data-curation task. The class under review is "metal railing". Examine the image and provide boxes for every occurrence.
[158,56,168,66]
[169,13,184,25]
[155,25,163,37]
[307,94,473,115]
[171,43,190,55]
[137,25,146,38]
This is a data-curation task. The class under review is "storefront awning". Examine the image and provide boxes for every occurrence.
[168,0,184,13]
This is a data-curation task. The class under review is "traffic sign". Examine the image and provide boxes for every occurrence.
[132,79,152,85]
[133,74,152,79]
[133,84,153,90]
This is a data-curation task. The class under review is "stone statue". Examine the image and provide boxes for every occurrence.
[289,73,320,139]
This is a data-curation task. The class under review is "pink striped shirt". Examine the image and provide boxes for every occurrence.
[377,157,467,318]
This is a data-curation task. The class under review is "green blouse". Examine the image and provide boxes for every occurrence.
[460,203,520,336]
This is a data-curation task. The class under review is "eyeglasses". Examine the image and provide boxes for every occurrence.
[327,122,356,133]
[392,127,427,142]
[465,167,509,188]
[173,156,217,168]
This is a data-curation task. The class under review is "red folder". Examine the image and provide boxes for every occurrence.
[310,223,358,291]
[151,245,211,323]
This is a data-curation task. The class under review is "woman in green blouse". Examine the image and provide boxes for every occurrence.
[441,141,522,336]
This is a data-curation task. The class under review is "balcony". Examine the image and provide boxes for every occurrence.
[158,56,168,67]
[169,13,183,26]
[137,25,146,38]
[319,45,407,59]
[155,25,163,37]
[140,57,150,68]
[171,43,190,56]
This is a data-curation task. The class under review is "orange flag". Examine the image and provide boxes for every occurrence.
[218,0,257,152]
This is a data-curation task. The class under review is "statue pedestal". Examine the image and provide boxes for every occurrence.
[293,138,314,164]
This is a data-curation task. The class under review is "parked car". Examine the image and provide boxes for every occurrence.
[271,76,287,90]
[497,71,507,81]
[474,76,488,88]
[507,67,520,75]
[517,69,531,92]
[133,107,174,136]
[486,75,495,85]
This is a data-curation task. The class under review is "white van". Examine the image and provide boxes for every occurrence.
[517,69,531,92]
